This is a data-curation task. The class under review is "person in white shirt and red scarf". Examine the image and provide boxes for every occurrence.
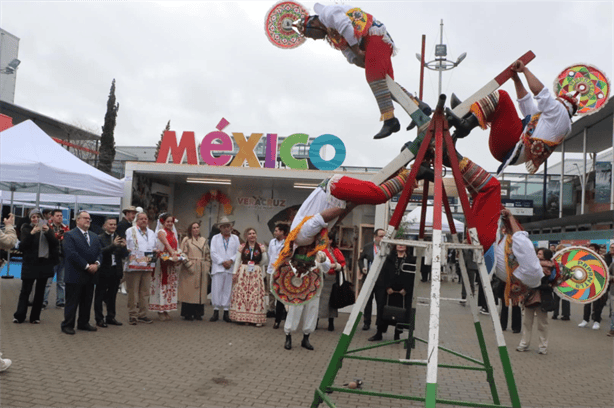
[446,60,577,175]
[299,3,430,139]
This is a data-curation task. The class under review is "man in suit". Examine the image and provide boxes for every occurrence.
[61,211,103,335]
[358,228,385,330]
[94,217,128,328]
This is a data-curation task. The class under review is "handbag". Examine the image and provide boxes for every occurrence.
[330,270,355,309]
[382,293,408,323]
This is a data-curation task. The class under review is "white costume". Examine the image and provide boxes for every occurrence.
[290,185,342,247]
[514,87,572,165]
[284,255,331,336]
[267,237,286,275]
[210,233,240,311]
[494,231,543,288]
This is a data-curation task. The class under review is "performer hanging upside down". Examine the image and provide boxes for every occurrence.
[274,165,433,350]
[448,151,567,304]
[299,3,430,139]
[446,60,577,175]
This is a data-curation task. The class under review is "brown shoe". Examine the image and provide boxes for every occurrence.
[607,330,614,337]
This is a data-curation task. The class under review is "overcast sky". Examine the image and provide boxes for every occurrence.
[2,1,612,173]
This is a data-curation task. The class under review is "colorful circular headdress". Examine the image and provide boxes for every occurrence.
[553,64,610,116]
[272,260,323,306]
[553,246,609,304]
[264,1,309,49]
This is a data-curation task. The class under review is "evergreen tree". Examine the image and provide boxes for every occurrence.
[154,120,171,161]
[97,79,119,175]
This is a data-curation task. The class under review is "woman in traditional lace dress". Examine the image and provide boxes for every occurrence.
[150,213,180,321]
[229,227,268,326]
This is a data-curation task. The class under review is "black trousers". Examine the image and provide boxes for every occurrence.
[500,304,522,332]
[363,288,375,325]
[94,274,121,322]
[274,300,287,323]
[583,297,607,323]
[62,283,95,329]
[552,295,570,318]
[14,278,47,323]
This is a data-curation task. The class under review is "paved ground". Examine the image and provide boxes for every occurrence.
[1,277,612,408]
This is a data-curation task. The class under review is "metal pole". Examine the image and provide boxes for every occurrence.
[438,19,444,96]
[582,128,587,215]
[2,184,16,279]
[36,182,41,209]
[419,35,426,100]
[559,139,565,218]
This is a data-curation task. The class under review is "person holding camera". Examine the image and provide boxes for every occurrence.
[95,217,129,327]
[13,209,60,324]
[43,209,69,309]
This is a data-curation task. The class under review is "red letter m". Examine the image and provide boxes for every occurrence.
[156,131,198,164]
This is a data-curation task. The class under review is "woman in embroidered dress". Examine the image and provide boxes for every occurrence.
[229,228,268,326]
[178,222,211,321]
[150,213,180,321]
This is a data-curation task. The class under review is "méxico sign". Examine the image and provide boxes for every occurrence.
[156,118,346,170]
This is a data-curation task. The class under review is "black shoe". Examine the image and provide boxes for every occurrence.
[61,326,76,335]
[96,320,108,328]
[513,329,521,333]
[185,315,194,321]
[77,324,98,332]
[284,334,292,350]
[195,315,203,321]
[373,117,401,139]
[551,316,558,320]
[407,97,433,130]
[273,321,280,329]
[394,330,401,341]
[210,310,219,322]
[137,316,153,324]
[445,108,479,139]
[106,318,123,326]
[561,317,570,321]
[301,334,314,350]
[368,333,383,342]
[328,319,334,332]
[41,303,47,310]
[450,93,462,110]
[362,323,370,331]
[223,310,231,323]
[266,311,276,318]
[415,164,435,182]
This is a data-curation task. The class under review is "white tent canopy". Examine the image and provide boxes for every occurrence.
[0,120,124,197]
[403,206,465,234]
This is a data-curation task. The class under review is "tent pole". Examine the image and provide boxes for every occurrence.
[36,183,41,208]
[2,183,16,279]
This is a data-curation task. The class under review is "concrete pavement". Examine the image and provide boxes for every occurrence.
[1,277,612,408]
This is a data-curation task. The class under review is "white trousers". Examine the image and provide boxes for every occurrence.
[519,306,548,352]
[284,295,320,335]
[211,272,233,310]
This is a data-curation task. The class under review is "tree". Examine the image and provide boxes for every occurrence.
[154,120,171,161]
[97,79,119,175]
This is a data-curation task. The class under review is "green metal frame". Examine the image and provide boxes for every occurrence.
[311,94,521,408]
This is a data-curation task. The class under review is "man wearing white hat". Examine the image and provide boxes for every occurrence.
[209,216,240,322]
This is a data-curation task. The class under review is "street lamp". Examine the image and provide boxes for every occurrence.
[416,20,466,96]
[0,58,20,75]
